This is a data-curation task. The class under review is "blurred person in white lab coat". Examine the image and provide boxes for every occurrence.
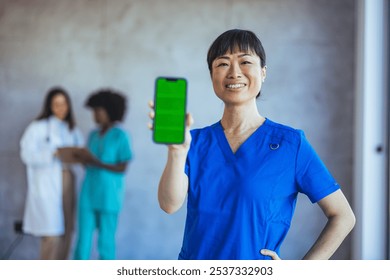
[20,87,84,259]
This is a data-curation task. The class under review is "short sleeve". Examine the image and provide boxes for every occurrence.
[86,130,95,149]
[184,156,189,176]
[117,130,133,163]
[295,130,340,203]
[184,129,197,176]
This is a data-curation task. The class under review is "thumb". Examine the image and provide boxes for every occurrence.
[186,113,194,128]
[260,249,281,260]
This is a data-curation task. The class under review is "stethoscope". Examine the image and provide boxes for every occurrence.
[45,118,78,145]
[45,119,52,143]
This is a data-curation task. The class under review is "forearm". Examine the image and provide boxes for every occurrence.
[77,148,128,173]
[303,212,355,260]
[85,155,128,173]
[95,161,128,173]
[158,149,188,214]
[21,147,57,167]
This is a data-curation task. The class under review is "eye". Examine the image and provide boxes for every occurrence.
[216,62,228,67]
[241,60,252,65]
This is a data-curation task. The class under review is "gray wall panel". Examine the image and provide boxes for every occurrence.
[0,0,355,260]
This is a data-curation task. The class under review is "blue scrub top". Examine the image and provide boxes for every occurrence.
[80,126,132,213]
[180,119,340,260]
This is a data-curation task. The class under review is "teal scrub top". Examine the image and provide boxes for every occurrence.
[80,126,132,213]
[180,119,340,260]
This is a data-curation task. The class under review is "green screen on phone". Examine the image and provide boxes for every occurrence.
[153,77,187,144]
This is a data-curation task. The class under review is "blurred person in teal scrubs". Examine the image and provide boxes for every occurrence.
[74,89,133,260]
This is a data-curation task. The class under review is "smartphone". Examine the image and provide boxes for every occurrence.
[153,77,187,144]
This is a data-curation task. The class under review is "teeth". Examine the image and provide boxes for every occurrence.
[226,83,245,89]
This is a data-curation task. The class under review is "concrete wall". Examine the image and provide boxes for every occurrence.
[0,0,356,259]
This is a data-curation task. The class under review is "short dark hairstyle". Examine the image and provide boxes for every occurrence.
[207,29,266,72]
[37,86,76,130]
[207,29,267,98]
[85,88,127,122]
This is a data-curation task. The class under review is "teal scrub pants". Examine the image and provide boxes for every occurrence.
[74,208,118,260]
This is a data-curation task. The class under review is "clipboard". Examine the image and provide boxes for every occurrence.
[57,147,86,164]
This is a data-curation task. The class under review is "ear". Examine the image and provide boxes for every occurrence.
[261,66,267,82]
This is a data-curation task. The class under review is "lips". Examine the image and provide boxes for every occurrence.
[225,83,246,89]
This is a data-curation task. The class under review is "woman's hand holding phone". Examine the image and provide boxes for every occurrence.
[148,100,193,154]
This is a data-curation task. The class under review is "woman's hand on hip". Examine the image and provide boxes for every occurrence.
[260,249,282,260]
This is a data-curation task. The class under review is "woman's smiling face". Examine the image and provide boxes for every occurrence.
[211,48,266,106]
[51,93,69,120]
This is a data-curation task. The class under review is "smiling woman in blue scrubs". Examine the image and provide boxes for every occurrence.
[152,29,355,260]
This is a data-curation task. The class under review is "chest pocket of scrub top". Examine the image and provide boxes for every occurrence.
[255,137,298,224]
[89,133,115,164]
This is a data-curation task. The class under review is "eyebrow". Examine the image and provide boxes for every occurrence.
[215,53,253,60]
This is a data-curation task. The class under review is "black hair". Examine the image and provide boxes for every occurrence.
[207,29,267,98]
[36,86,76,130]
[207,29,266,71]
[85,88,127,122]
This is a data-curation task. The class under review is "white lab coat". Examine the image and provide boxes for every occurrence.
[20,116,84,236]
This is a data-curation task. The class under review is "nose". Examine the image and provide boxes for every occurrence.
[227,62,242,79]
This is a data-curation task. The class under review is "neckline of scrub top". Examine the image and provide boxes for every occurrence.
[97,124,119,138]
[215,118,269,161]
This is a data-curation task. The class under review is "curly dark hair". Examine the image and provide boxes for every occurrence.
[37,86,76,130]
[85,88,127,122]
